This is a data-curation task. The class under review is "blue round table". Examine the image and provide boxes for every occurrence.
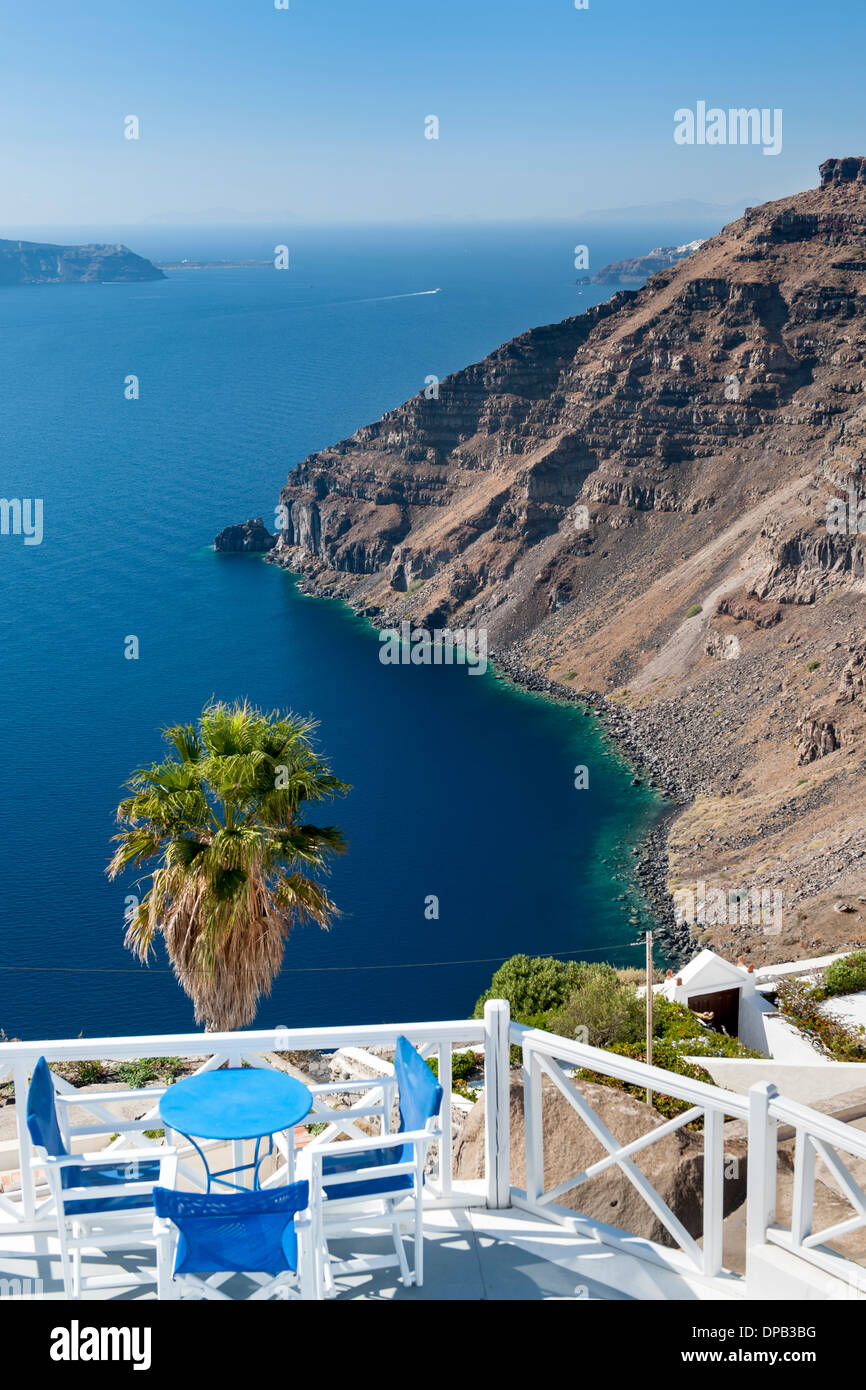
[160,1069,313,1191]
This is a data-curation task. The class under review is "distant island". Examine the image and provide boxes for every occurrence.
[591,240,704,285]
[0,239,164,285]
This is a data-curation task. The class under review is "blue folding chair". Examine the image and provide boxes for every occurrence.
[153,1182,312,1300]
[304,1036,443,1294]
[26,1056,176,1298]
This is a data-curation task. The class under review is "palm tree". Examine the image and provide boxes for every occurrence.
[107,700,348,1031]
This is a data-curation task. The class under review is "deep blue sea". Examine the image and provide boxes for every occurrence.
[0,221,700,1041]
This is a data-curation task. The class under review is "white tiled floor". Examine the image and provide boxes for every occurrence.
[0,1207,631,1301]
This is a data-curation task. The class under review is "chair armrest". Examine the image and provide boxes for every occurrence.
[307,1129,439,1159]
[158,1151,178,1187]
[40,1146,177,1169]
[54,1087,167,1105]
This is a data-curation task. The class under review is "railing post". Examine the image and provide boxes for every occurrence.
[702,1107,725,1276]
[483,1000,511,1209]
[227,1051,245,1182]
[13,1063,37,1221]
[790,1129,815,1248]
[437,1039,453,1200]
[523,1044,544,1209]
[746,1080,779,1276]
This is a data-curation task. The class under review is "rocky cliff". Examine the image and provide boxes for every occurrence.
[270,158,866,966]
[214,517,276,553]
[0,239,164,284]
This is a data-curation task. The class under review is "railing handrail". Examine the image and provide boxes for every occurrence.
[0,1019,485,1064]
[0,1015,499,1226]
[768,1093,866,1160]
[511,1022,750,1120]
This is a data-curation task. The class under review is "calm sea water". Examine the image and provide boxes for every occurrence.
[0,222,688,1040]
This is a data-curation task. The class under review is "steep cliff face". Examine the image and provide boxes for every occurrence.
[0,239,164,284]
[272,159,866,964]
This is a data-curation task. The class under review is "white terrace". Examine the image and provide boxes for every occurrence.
[2,1002,866,1301]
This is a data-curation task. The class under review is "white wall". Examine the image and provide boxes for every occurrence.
[685,1057,866,1107]
[748,1244,866,1300]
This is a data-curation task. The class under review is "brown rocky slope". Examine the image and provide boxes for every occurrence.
[269,158,866,967]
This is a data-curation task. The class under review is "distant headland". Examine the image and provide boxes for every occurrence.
[0,238,164,285]
[590,239,704,285]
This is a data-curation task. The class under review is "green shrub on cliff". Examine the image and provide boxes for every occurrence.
[822,950,866,998]
[777,971,866,1062]
[473,954,586,1022]
[478,955,765,1117]
[477,955,651,1052]
[548,967,645,1049]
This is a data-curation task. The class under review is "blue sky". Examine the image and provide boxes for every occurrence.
[0,0,862,226]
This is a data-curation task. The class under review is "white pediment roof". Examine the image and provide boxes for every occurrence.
[675,949,747,991]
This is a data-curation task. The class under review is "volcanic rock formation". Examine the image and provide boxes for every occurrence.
[270,159,866,964]
[214,517,277,553]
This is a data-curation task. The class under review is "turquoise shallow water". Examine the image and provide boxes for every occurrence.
[0,223,675,1039]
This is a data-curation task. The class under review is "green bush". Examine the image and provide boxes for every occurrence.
[685,604,702,618]
[822,950,866,998]
[425,1050,477,1082]
[548,966,645,1049]
[777,975,866,1062]
[478,955,761,1118]
[474,954,588,1022]
[576,1026,762,1123]
[425,1050,478,1100]
[71,1061,108,1086]
[116,1057,184,1088]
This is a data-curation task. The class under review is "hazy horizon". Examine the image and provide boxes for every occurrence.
[0,0,860,228]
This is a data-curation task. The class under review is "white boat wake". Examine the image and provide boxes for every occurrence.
[352,288,441,305]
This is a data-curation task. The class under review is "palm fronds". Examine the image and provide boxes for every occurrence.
[108,700,349,1030]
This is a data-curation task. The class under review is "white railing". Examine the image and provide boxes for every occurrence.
[748,1081,866,1294]
[0,1014,493,1235]
[510,1021,749,1285]
[4,1002,866,1299]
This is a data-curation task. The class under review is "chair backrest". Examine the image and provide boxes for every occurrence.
[26,1057,67,1159]
[153,1182,309,1277]
[394,1036,443,1136]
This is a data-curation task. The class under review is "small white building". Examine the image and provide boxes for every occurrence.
[662,948,774,1053]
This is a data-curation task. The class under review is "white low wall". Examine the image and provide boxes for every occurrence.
[754,951,849,983]
[686,1056,866,1107]
[748,1243,866,1300]
[736,992,777,1053]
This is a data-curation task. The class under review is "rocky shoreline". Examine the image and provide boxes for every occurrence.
[263,551,699,967]
[257,161,866,970]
